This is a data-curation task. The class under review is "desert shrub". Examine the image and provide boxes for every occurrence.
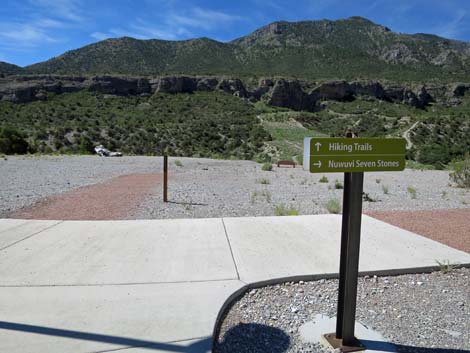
[407,186,417,199]
[325,199,341,214]
[334,179,343,189]
[262,163,273,171]
[78,135,94,154]
[449,153,470,188]
[0,126,29,154]
[174,160,183,167]
[274,203,299,216]
[416,144,450,168]
[319,176,329,183]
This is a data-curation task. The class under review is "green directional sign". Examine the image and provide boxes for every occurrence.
[306,137,406,173]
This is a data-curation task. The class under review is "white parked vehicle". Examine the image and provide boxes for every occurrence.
[94,145,122,157]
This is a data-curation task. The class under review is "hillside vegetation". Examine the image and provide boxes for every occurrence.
[1,90,469,168]
[20,17,470,82]
[0,62,24,76]
[0,91,269,159]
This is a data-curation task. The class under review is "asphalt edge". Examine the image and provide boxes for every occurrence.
[210,263,470,352]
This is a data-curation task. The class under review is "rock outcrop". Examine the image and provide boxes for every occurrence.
[267,79,315,111]
[0,75,467,110]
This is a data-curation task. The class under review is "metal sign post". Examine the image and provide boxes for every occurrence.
[335,171,351,338]
[163,155,168,202]
[305,136,405,352]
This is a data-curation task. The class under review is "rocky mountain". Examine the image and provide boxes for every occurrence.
[0,62,24,76]
[23,17,470,82]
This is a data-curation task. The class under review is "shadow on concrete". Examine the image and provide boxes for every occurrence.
[361,339,470,353]
[214,323,291,353]
[0,321,211,352]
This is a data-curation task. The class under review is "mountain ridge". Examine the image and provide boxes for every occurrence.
[3,17,470,82]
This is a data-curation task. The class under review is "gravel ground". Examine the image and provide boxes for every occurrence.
[1,155,469,219]
[133,157,470,219]
[215,268,470,353]
[0,155,160,216]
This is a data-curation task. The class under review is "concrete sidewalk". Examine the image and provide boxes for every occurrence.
[0,215,469,353]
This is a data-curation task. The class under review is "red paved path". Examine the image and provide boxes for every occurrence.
[10,173,162,220]
[367,208,470,253]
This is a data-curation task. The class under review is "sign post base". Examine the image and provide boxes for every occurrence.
[323,333,365,353]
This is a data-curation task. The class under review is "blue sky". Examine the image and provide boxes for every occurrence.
[1,0,470,67]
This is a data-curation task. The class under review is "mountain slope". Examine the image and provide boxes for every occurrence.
[0,62,24,75]
[26,37,240,76]
[24,17,470,82]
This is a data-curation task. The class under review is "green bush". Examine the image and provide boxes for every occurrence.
[78,135,94,154]
[334,179,343,189]
[325,199,341,214]
[274,203,299,216]
[449,153,470,188]
[0,126,30,154]
[407,186,417,199]
[174,160,183,167]
[262,163,273,171]
[319,176,329,183]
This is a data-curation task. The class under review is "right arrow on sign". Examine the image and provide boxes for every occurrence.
[313,161,322,168]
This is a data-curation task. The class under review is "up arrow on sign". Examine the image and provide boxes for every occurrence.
[315,142,322,152]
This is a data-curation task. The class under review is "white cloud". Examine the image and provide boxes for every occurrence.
[35,18,66,28]
[169,7,243,31]
[30,0,85,22]
[90,32,110,41]
[0,1,85,50]
[87,5,242,42]
[434,10,468,39]
[0,23,58,47]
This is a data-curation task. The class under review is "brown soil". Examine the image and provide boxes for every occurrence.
[366,208,470,253]
[9,173,162,220]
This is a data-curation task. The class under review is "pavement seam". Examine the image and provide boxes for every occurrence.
[0,278,241,288]
[221,218,240,280]
[0,221,64,251]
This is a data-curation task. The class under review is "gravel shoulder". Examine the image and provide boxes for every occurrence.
[215,268,470,353]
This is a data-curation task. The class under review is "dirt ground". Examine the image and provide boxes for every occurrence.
[10,173,162,220]
[367,208,470,253]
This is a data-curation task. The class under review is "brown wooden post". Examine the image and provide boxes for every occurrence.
[163,155,168,202]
